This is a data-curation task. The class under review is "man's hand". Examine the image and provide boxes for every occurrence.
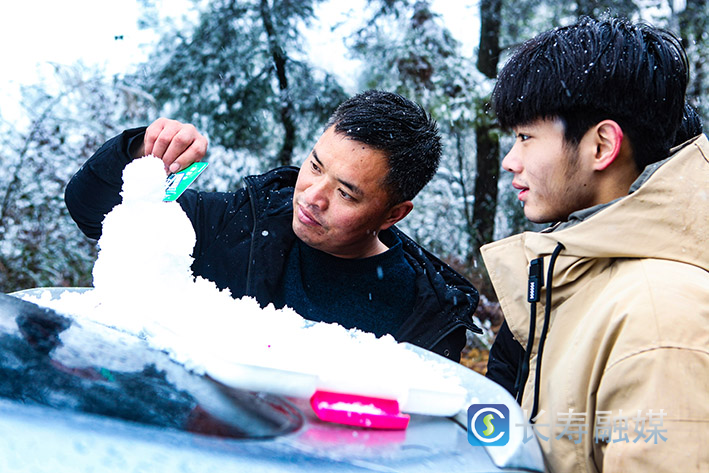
[133,118,208,173]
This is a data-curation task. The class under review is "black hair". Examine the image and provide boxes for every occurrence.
[325,89,441,204]
[492,16,689,170]
[675,102,704,145]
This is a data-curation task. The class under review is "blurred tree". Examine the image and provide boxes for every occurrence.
[3,0,707,296]
[352,0,490,265]
[676,0,708,118]
[0,65,155,292]
[574,0,638,18]
[134,0,348,173]
[473,0,501,251]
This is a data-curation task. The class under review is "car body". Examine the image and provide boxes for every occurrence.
[1,288,544,472]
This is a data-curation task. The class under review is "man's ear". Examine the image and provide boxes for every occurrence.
[380,200,414,230]
[593,120,624,171]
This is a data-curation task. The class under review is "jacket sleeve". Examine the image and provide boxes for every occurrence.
[486,319,523,396]
[591,258,709,472]
[595,347,709,472]
[64,127,147,240]
[174,188,252,266]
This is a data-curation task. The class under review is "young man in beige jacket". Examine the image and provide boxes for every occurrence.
[482,16,708,473]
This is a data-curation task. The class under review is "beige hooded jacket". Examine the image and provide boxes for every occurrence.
[481,134,709,473]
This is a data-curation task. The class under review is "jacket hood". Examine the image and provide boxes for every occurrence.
[481,133,709,342]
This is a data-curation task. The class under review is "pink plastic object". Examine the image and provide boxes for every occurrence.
[309,390,410,430]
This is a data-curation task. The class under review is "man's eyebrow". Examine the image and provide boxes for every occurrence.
[312,149,364,197]
[312,149,323,166]
[339,178,364,197]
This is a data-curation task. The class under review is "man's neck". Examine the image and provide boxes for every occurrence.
[591,142,641,209]
[323,231,393,260]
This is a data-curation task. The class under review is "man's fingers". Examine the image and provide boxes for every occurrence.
[168,139,207,173]
[142,118,208,173]
[167,135,208,173]
[162,126,207,172]
[143,117,172,157]
[149,121,186,161]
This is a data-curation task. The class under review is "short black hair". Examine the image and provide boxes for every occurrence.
[675,102,704,145]
[492,16,689,170]
[326,89,441,204]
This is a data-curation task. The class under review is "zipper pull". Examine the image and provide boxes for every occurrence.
[527,258,544,302]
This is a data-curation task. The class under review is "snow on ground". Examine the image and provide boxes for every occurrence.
[23,156,465,415]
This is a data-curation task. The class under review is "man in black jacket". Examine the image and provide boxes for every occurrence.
[65,90,480,362]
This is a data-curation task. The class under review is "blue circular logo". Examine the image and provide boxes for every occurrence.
[468,404,510,446]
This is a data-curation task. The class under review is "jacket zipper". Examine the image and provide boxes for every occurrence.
[244,176,258,296]
[424,312,480,350]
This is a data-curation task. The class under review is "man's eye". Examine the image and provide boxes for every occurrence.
[310,160,321,172]
[338,189,354,201]
[517,133,531,141]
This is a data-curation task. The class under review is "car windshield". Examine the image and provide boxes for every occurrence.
[0,292,303,439]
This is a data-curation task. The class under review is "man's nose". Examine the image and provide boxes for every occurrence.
[501,146,522,173]
[303,179,328,210]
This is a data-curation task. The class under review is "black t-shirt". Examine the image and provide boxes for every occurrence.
[276,230,416,337]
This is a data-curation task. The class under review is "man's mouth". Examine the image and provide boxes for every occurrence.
[296,203,322,227]
[512,182,529,201]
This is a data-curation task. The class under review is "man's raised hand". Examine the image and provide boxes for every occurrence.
[136,118,208,173]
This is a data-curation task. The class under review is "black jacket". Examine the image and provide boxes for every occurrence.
[65,128,481,361]
[485,320,523,396]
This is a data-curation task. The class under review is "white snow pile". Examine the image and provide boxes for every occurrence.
[22,156,467,416]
